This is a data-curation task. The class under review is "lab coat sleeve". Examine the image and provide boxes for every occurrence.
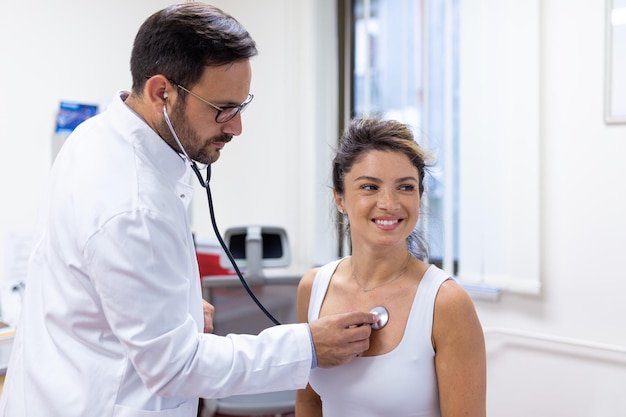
[84,208,312,399]
[193,325,312,398]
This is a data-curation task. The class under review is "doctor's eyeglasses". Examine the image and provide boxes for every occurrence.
[172,81,253,124]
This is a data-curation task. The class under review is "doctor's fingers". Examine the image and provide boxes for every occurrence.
[203,300,215,333]
[309,313,373,368]
[312,331,371,368]
[313,311,375,340]
[338,310,378,329]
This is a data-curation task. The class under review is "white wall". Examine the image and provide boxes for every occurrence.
[472,0,626,415]
[0,0,173,300]
[192,0,339,270]
[0,0,339,287]
[2,0,626,415]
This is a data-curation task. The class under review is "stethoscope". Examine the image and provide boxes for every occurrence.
[163,101,389,330]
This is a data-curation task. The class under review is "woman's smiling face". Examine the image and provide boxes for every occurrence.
[335,150,421,248]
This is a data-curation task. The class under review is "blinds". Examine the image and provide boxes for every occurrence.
[457,0,541,293]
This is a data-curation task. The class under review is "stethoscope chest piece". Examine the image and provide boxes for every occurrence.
[369,306,389,330]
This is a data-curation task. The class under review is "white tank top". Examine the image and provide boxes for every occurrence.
[308,259,449,417]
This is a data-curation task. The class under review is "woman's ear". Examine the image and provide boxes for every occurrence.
[333,190,345,214]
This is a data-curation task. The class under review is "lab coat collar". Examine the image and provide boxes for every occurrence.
[106,91,195,211]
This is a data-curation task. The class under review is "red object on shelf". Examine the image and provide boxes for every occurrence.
[196,249,236,278]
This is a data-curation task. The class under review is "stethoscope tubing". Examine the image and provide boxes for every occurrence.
[164,104,281,325]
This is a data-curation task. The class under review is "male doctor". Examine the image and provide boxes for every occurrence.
[0,3,375,416]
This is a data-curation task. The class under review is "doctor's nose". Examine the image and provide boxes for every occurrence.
[221,112,243,136]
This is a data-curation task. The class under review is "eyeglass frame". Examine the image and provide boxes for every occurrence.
[170,80,253,124]
[145,75,254,123]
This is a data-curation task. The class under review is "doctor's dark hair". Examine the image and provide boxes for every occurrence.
[333,117,433,259]
[130,2,257,94]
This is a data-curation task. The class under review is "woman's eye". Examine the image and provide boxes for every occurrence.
[400,184,416,192]
[361,184,378,191]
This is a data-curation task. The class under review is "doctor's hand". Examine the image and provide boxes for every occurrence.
[309,311,376,368]
[203,300,215,333]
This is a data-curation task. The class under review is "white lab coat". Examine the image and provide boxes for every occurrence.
[0,92,312,417]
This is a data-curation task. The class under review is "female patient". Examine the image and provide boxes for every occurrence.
[296,118,486,417]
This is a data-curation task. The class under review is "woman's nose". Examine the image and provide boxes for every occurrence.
[377,189,398,209]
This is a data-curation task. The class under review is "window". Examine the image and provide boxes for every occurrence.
[343,0,455,271]
[342,0,541,294]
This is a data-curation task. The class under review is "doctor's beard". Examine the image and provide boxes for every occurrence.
[157,101,229,165]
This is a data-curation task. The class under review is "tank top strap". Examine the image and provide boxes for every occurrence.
[307,258,343,322]
[399,264,451,354]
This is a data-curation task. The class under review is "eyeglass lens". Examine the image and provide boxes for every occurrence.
[216,95,253,123]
